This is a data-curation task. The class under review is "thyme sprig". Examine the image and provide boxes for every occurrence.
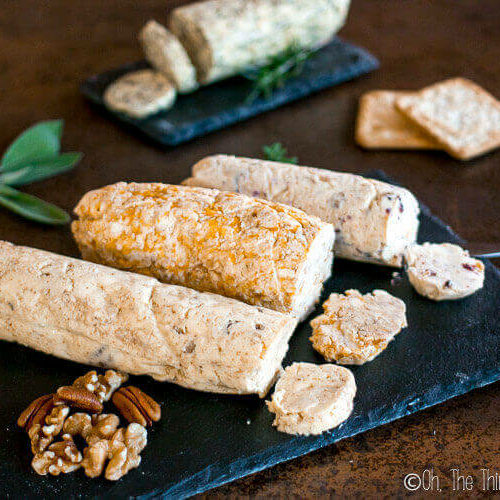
[244,45,315,103]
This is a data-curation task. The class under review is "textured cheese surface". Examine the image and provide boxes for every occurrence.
[310,289,407,365]
[404,243,485,301]
[266,362,356,435]
[169,0,351,83]
[72,182,335,320]
[183,155,420,267]
[103,70,177,118]
[396,78,500,160]
[356,91,439,150]
[139,20,198,94]
[0,240,297,396]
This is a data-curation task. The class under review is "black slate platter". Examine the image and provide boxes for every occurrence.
[1,172,500,499]
[80,38,378,146]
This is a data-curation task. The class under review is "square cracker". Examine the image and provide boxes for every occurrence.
[355,91,440,149]
[396,78,500,160]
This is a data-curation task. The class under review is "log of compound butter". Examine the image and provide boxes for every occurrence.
[168,0,351,84]
[72,182,335,321]
[183,155,420,267]
[0,240,297,397]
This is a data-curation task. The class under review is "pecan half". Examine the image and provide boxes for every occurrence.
[17,394,54,432]
[112,386,161,427]
[54,386,103,414]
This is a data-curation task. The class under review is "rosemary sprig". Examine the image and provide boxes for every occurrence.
[243,45,315,103]
[262,143,298,164]
[0,120,82,225]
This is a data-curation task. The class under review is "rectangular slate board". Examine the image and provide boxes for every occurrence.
[80,38,379,146]
[1,172,500,499]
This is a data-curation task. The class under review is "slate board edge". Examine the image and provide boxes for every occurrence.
[80,38,379,146]
[155,366,500,500]
[143,172,500,499]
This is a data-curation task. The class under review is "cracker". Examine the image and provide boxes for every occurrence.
[355,91,440,149]
[396,78,500,160]
[103,70,177,119]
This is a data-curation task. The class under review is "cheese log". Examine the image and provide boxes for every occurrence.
[72,183,335,320]
[183,156,420,267]
[168,0,351,84]
[0,240,297,396]
[139,20,198,94]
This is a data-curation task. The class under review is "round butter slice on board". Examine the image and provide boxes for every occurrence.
[310,289,407,365]
[404,242,485,301]
[104,69,177,119]
[266,362,356,436]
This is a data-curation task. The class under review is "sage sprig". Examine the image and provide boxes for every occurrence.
[0,120,82,225]
[243,45,315,103]
[262,143,298,164]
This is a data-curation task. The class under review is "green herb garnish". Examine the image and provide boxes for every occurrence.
[262,143,298,164]
[244,45,315,103]
[0,120,82,225]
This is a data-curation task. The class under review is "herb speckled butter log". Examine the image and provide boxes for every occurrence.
[183,156,420,267]
[72,182,335,320]
[0,240,297,396]
[169,0,351,84]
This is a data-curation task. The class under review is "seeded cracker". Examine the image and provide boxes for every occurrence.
[103,69,176,119]
[355,91,440,149]
[396,78,500,160]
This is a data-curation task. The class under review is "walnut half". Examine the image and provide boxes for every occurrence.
[73,370,129,403]
[29,405,70,454]
[31,435,82,476]
[20,369,155,482]
[82,423,148,481]
[105,423,147,481]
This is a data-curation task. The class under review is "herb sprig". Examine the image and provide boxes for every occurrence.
[262,143,298,164]
[0,120,82,225]
[244,45,315,103]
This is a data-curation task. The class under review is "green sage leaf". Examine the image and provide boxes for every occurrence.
[1,120,64,171]
[0,184,70,225]
[0,152,82,186]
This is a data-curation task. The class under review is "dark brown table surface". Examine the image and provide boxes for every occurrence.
[1,0,499,497]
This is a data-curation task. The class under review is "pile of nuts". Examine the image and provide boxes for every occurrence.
[17,370,161,480]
